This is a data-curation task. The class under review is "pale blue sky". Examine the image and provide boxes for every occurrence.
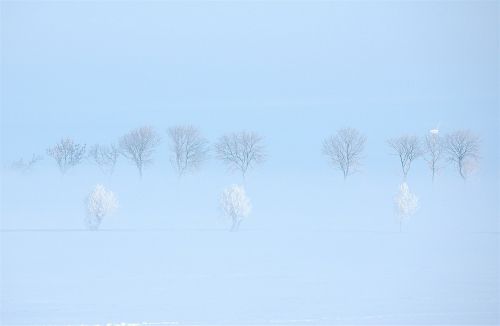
[1,1,498,175]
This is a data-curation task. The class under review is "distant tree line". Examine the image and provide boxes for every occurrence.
[34,126,267,180]
[10,125,480,181]
[8,125,480,232]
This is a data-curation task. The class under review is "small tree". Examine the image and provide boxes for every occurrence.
[394,182,418,232]
[167,125,209,177]
[220,184,251,232]
[322,128,366,179]
[89,144,119,175]
[215,131,266,179]
[85,184,118,230]
[387,135,422,179]
[423,131,445,181]
[46,138,86,174]
[10,154,43,173]
[119,126,161,177]
[445,130,480,179]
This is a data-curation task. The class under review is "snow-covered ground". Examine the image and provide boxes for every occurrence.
[1,229,498,325]
[1,167,499,325]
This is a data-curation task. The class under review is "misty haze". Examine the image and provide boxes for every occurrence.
[1,1,498,326]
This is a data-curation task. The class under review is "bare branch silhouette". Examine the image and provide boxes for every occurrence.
[10,154,43,174]
[89,144,119,175]
[167,125,209,177]
[215,131,266,178]
[119,126,160,178]
[445,130,480,179]
[388,135,422,179]
[46,138,86,174]
[423,132,445,181]
[323,128,366,179]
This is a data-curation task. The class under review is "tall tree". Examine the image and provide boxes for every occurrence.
[119,126,161,177]
[47,138,86,174]
[167,125,209,177]
[446,130,480,179]
[323,128,366,179]
[215,131,266,179]
[89,143,119,175]
[423,131,445,181]
[388,135,422,179]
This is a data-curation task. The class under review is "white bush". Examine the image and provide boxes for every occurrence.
[220,185,251,231]
[85,184,118,230]
[394,182,418,232]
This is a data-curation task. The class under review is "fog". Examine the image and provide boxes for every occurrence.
[1,1,498,325]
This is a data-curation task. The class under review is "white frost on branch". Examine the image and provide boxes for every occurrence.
[85,184,118,230]
[220,184,251,232]
[394,182,418,232]
[46,138,86,174]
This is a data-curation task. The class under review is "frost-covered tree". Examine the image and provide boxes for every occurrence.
[220,184,251,232]
[423,131,445,181]
[445,130,480,179]
[88,143,119,175]
[46,138,86,174]
[167,125,209,177]
[387,135,422,179]
[322,128,366,179]
[10,153,43,173]
[215,131,265,179]
[85,184,118,230]
[394,182,418,232]
[119,126,161,177]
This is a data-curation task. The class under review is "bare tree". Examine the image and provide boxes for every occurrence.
[119,126,161,177]
[423,131,445,181]
[85,184,118,230]
[10,154,43,173]
[215,131,266,178]
[445,130,480,179]
[387,135,422,179]
[394,182,418,232]
[167,125,209,177]
[322,128,366,179]
[46,138,86,174]
[220,184,251,232]
[89,144,119,175]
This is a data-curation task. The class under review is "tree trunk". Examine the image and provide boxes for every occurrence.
[86,214,102,231]
[230,218,242,232]
[241,171,247,186]
[458,160,465,179]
